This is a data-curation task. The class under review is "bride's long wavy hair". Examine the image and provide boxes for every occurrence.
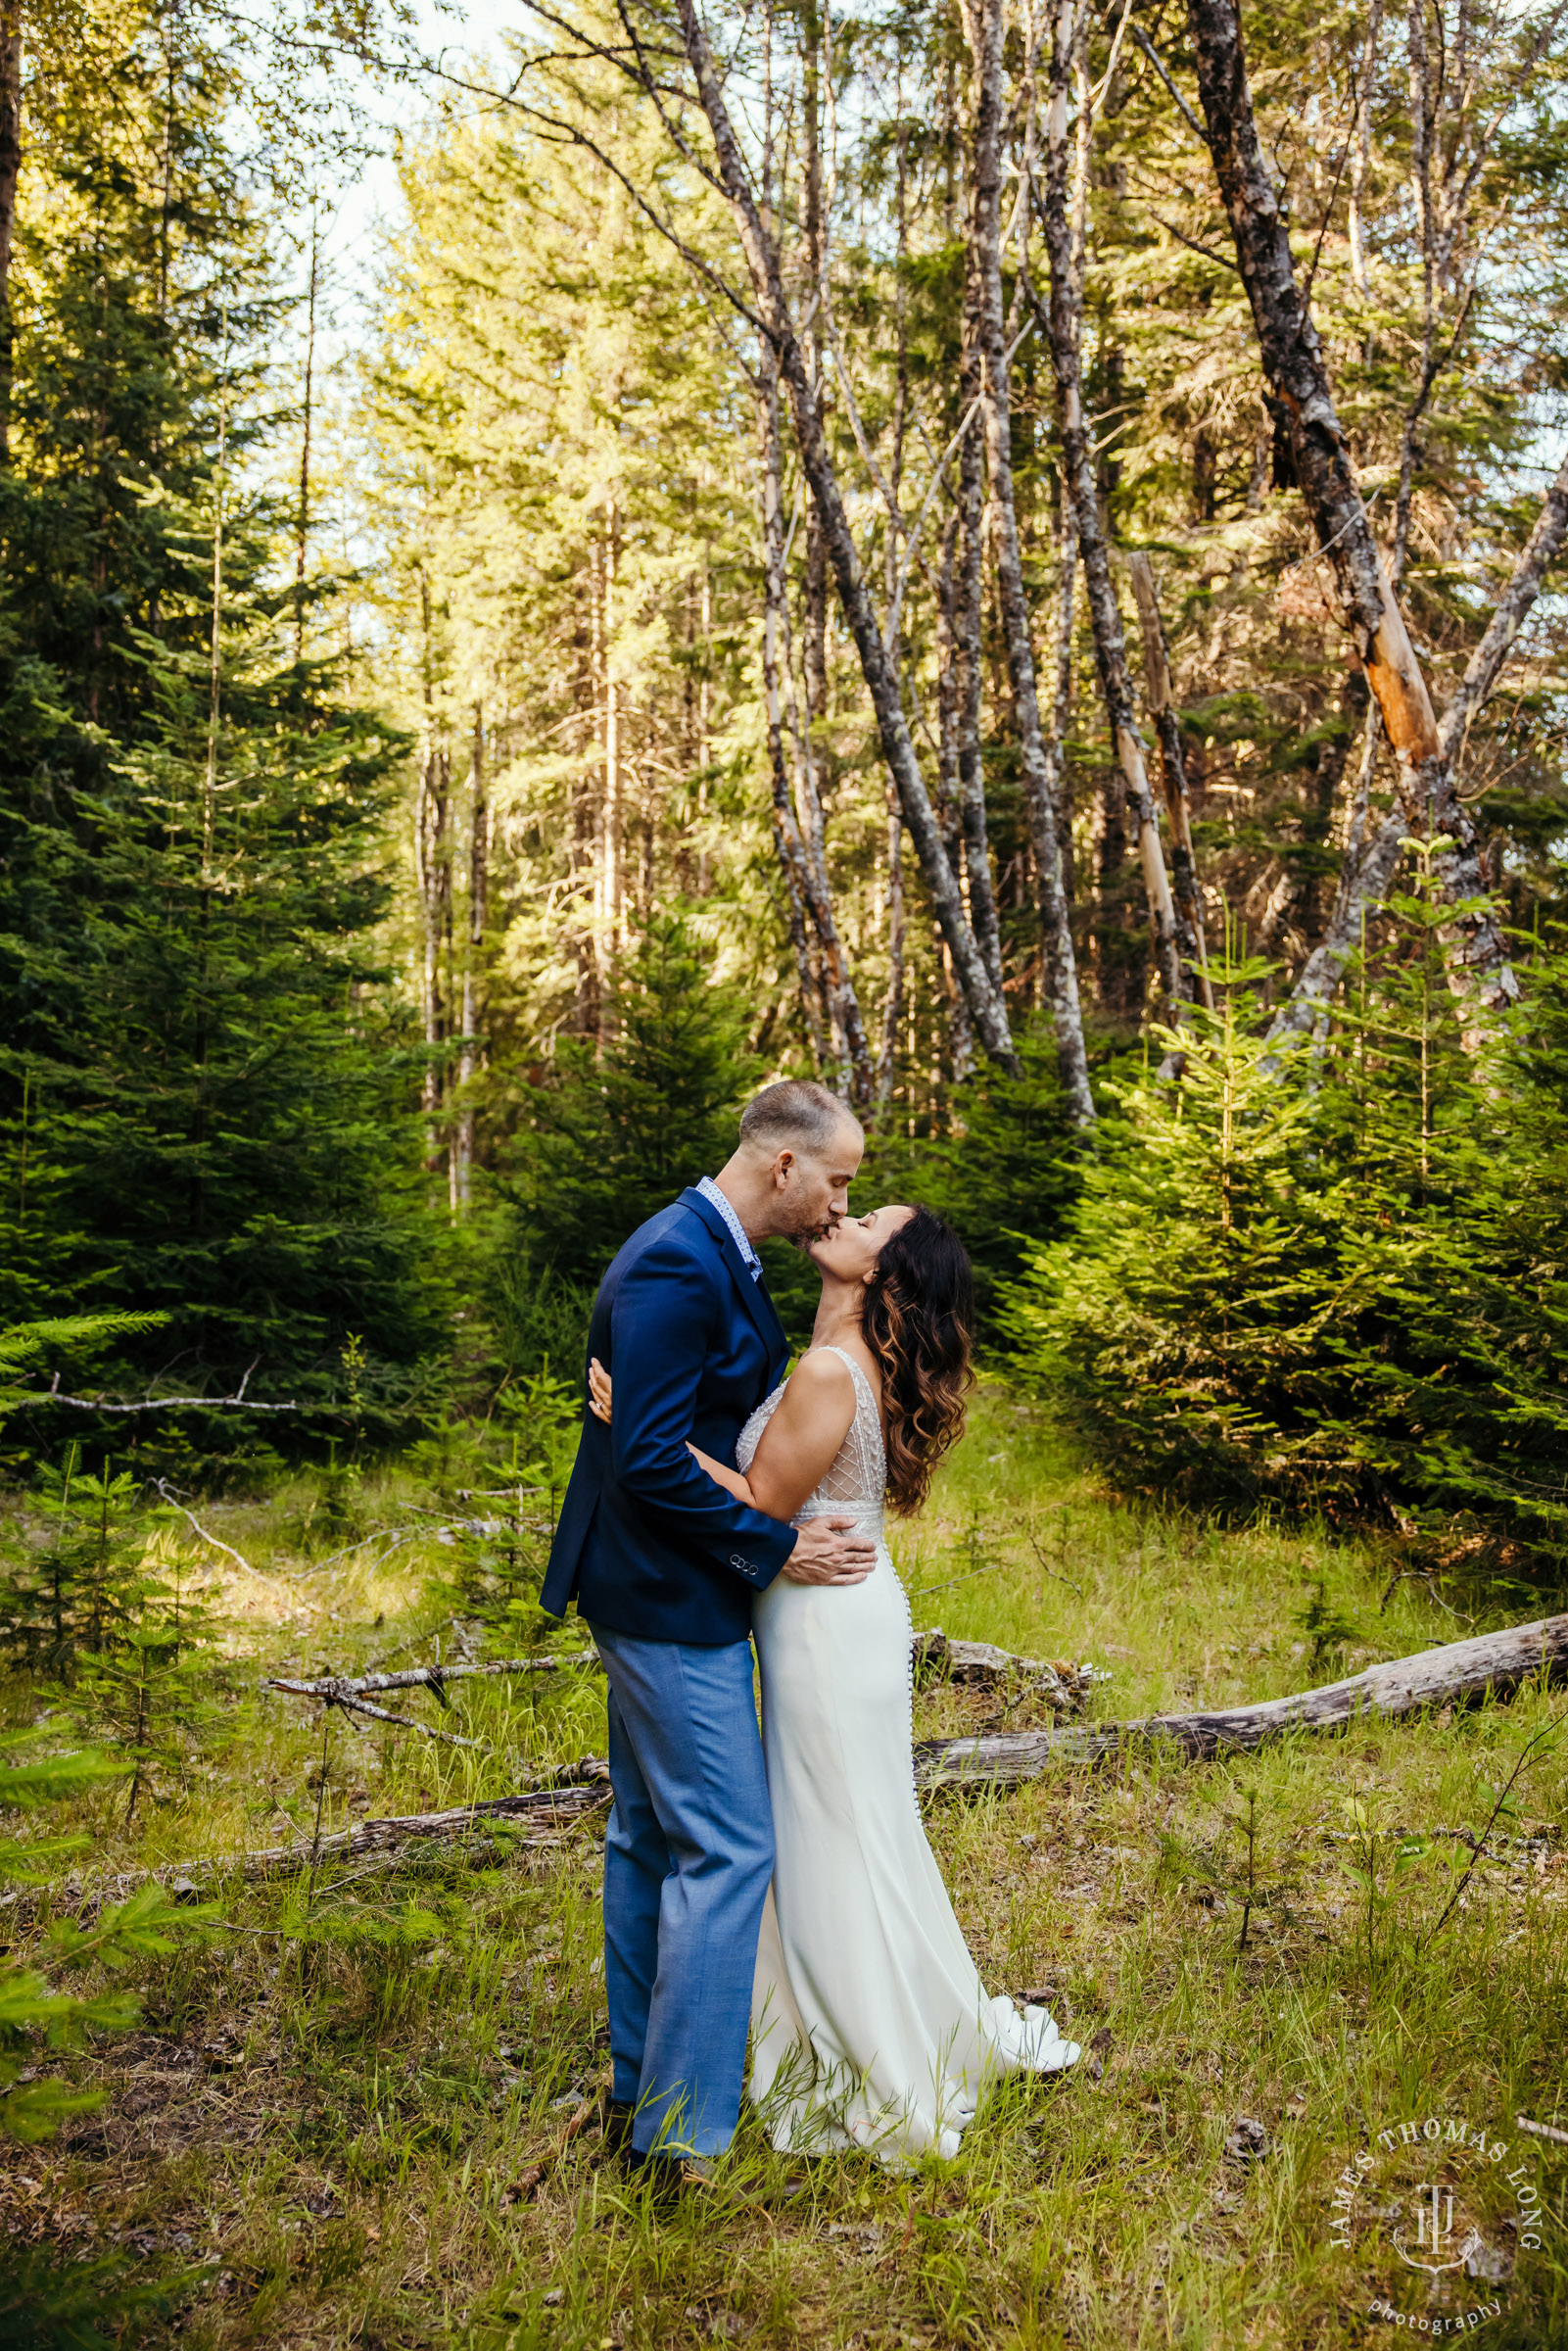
[861,1206,975,1515]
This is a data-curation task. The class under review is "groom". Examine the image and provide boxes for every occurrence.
[542,1080,876,2184]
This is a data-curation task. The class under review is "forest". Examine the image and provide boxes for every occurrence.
[1,0,1567,2342]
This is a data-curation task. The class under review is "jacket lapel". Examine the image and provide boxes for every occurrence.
[680,1186,788,1365]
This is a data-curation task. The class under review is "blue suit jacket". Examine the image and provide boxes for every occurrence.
[540,1187,798,1646]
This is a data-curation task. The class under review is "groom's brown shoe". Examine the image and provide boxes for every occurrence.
[632,2151,807,2210]
[599,2095,638,2162]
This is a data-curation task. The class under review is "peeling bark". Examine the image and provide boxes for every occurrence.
[1185,0,1518,1032]
[1271,444,1568,1049]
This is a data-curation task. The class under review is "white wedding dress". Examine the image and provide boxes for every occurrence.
[738,1345,1080,2168]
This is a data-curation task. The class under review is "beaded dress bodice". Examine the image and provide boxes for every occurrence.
[736,1344,886,1542]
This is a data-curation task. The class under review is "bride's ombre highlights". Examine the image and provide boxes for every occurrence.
[860,1206,974,1513]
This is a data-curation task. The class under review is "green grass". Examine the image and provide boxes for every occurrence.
[3,1386,1566,2348]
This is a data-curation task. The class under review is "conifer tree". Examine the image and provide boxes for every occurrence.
[501,908,759,1291]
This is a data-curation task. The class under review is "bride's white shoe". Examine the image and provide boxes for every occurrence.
[995,1996,1082,2074]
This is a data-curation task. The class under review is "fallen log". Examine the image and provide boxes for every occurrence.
[266,1650,599,1703]
[274,1634,1061,1708]
[263,1652,602,1749]
[12,1770,613,1920]
[229,1776,613,1880]
[915,1612,1568,1786]
[23,1617,1562,1917]
[912,1628,1102,1712]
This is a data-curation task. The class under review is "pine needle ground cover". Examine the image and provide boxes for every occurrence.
[2,1391,1564,2351]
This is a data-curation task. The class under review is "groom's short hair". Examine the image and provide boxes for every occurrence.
[739,1079,855,1154]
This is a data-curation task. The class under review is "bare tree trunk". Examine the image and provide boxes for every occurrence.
[953,248,1006,1002]
[964,0,1094,1123]
[293,205,318,663]
[1185,0,1517,1034]
[0,0,20,467]
[601,501,624,984]
[1037,0,1184,1016]
[756,352,873,1098]
[1394,0,1436,587]
[757,356,829,1069]
[416,744,451,1178]
[1044,500,1077,902]
[672,0,1018,1072]
[935,511,976,1085]
[1127,552,1212,1010]
[1266,807,1404,1051]
[878,779,905,1115]
[453,702,487,1214]
[1348,0,1382,299]
[1270,446,1568,1049]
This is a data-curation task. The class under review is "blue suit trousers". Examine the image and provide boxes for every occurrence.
[589,1622,773,2158]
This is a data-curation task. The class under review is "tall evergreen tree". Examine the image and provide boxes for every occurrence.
[0,0,445,1433]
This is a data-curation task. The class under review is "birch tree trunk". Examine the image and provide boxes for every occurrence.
[1043,502,1077,902]
[671,0,1018,1072]
[1126,552,1212,1009]
[756,352,873,1100]
[964,0,1094,1124]
[1184,0,1518,1035]
[954,249,1006,1002]
[1037,0,1184,1016]
[1266,807,1404,1052]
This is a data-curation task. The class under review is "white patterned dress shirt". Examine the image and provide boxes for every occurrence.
[696,1175,764,1283]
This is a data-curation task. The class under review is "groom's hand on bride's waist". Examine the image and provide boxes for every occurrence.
[781,1516,876,1585]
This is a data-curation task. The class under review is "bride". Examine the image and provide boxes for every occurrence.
[589,1200,1079,2169]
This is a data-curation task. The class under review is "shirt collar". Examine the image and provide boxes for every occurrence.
[696,1175,763,1281]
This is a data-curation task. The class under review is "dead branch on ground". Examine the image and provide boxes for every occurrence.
[917,1611,1568,1785]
